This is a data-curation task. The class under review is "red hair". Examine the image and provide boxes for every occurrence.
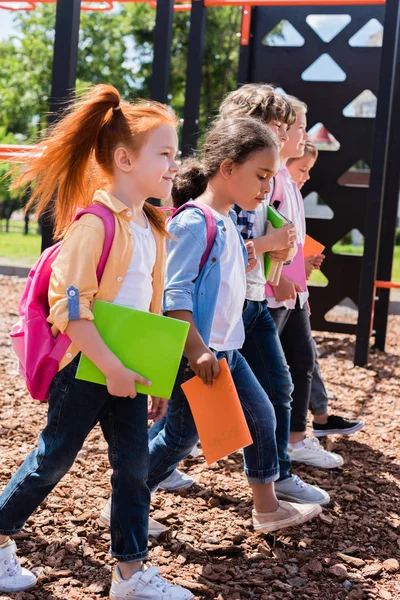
[14,84,178,238]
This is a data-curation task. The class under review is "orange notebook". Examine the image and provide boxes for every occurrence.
[181,358,253,465]
[304,234,325,258]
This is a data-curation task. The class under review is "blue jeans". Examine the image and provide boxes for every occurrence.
[148,350,279,489]
[0,358,150,562]
[240,300,294,479]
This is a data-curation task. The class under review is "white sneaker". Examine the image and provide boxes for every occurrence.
[0,539,37,593]
[158,469,195,491]
[188,444,200,458]
[110,564,194,599]
[252,501,322,534]
[275,474,330,506]
[99,500,168,539]
[288,437,344,469]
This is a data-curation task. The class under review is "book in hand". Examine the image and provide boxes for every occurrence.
[304,234,325,258]
[181,358,253,465]
[265,205,292,284]
[75,300,190,399]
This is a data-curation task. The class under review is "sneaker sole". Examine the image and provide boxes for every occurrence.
[0,579,37,593]
[275,490,331,506]
[312,422,364,437]
[290,456,344,469]
[253,504,322,534]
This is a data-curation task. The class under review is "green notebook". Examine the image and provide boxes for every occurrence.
[75,301,190,399]
[264,205,291,280]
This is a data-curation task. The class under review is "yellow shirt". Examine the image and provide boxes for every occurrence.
[48,190,166,370]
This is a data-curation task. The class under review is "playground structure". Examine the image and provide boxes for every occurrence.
[0,0,399,367]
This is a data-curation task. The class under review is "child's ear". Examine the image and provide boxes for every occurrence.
[220,158,235,180]
[114,147,132,172]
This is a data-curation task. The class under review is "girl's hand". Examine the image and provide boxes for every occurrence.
[187,345,220,386]
[274,275,303,302]
[266,221,297,251]
[309,253,325,270]
[305,257,315,279]
[148,396,168,422]
[106,363,151,398]
[245,240,257,272]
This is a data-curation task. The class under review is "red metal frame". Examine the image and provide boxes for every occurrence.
[371,280,400,334]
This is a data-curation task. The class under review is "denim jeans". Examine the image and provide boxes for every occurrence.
[0,358,150,562]
[309,339,329,415]
[240,300,293,479]
[269,300,316,432]
[148,350,279,489]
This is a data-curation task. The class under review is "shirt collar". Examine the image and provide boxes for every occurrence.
[93,189,132,216]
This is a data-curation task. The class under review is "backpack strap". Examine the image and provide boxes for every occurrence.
[74,204,116,282]
[170,201,217,273]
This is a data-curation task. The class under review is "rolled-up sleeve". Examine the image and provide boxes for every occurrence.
[163,212,207,314]
[48,220,104,333]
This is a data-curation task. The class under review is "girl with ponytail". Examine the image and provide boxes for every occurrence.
[146,117,322,535]
[0,84,193,600]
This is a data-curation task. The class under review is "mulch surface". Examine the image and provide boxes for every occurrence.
[0,275,399,600]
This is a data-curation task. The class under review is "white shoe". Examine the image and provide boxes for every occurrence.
[110,564,194,599]
[288,437,344,469]
[188,444,200,458]
[158,469,195,491]
[99,500,168,539]
[252,501,322,534]
[0,539,37,593]
[275,474,330,506]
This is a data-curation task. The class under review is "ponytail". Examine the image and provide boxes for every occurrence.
[171,158,208,208]
[13,84,178,239]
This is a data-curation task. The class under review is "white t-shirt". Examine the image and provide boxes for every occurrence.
[266,166,309,310]
[113,214,156,312]
[209,210,246,351]
[245,198,269,301]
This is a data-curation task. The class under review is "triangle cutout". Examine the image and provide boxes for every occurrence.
[304,192,334,220]
[349,19,383,47]
[262,20,305,47]
[306,14,351,43]
[332,230,364,255]
[308,269,329,288]
[343,90,377,118]
[325,297,358,324]
[338,161,370,187]
[307,123,340,151]
[301,54,346,82]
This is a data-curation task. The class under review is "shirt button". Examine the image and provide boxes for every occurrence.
[68,289,76,296]
[211,257,217,262]
[117,276,123,282]
[66,352,72,359]
[222,227,227,232]
[126,211,132,217]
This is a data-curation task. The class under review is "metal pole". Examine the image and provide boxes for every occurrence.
[181,0,207,157]
[150,0,175,104]
[42,0,81,251]
[373,37,400,350]
[354,0,400,366]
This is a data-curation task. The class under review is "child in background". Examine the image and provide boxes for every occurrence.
[146,116,322,532]
[0,85,193,600]
[218,85,331,504]
[287,141,364,437]
[266,97,344,468]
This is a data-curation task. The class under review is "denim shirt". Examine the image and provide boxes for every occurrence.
[163,206,248,347]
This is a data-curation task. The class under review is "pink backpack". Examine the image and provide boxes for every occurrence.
[161,201,217,272]
[10,205,115,402]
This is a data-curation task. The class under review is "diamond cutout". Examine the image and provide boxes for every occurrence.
[338,161,370,187]
[304,192,334,220]
[332,230,364,255]
[325,297,358,324]
[301,54,346,82]
[308,269,329,287]
[307,123,340,151]
[262,20,305,46]
[343,90,377,118]
[349,19,383,47]
[306,14,351,43]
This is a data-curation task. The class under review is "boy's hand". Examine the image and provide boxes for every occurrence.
[148,396,168,422]
[245,240,257,272]
[266,221,297,251]
[273,275,303,302]
[106,364,151,398]
[186,345,220,386]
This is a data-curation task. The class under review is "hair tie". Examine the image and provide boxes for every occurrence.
[113,105,122,112]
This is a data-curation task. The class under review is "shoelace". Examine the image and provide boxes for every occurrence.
[149,571,174,593]
[290,475,307,489]
[305,437,327,453]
